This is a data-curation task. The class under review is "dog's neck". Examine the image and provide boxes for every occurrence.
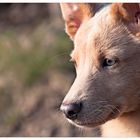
[101,108,140,137]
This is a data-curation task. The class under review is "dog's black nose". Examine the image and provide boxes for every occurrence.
[60,102,82,120]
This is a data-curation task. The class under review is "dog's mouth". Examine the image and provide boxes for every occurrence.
[70,106,121,128]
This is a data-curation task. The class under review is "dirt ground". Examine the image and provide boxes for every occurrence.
[0,71,100,137]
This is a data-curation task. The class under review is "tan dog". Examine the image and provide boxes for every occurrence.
[60,3,140,137]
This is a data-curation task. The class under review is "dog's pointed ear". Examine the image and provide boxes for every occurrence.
[121,3,140,23]
[111,3,140,37]
[111,3,140,23]
[60,3,92,40]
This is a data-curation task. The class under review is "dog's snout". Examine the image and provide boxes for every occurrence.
[60,102,82,120]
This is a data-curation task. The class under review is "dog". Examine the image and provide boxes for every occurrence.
[60,3,140,137]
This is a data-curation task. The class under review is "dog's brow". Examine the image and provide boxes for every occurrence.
[70,50,74,58]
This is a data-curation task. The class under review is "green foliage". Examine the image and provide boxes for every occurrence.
[0,26,74,87]
[49,31,74,73]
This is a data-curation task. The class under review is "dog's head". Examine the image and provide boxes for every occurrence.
[60,3,140,128]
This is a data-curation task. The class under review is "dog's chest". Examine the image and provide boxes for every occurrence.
[101,118,140,137]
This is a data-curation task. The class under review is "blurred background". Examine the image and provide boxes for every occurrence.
[0,3,101,137]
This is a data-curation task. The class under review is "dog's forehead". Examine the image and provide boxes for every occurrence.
[74,21,94,49]
[74,5,112,49]
[73,4,140,58]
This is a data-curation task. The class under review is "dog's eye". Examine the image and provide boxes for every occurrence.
[103,58,117,67]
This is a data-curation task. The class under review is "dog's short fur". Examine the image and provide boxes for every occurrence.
[60,3,140,137]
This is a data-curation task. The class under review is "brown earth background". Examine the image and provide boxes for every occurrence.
[0,3,101,137]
